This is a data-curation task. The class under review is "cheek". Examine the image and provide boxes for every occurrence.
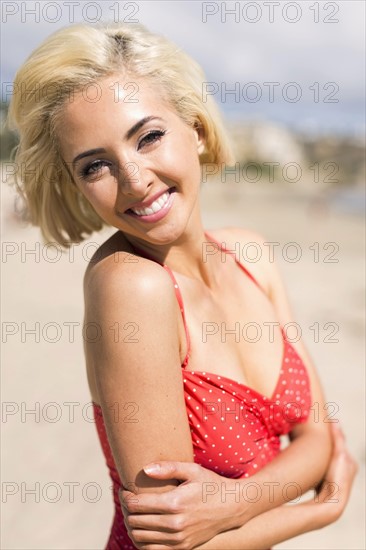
[81,184,117,213]
[157,135,201,178]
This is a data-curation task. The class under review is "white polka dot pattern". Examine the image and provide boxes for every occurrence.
[183,334,311,479]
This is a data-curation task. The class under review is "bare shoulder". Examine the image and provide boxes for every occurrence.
[81,236,181,379]
[82,231,175,308]
[206,226,273,297]
[83,247,176,318]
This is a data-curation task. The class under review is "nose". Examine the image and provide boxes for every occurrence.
[116,158,153,200]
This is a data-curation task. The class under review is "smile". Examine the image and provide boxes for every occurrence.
[130,190,170,216]
[125,188,176,223]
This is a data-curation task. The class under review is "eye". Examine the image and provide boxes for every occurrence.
[77,129,166,181]
[78,160,111,181]
[137,129,166,150]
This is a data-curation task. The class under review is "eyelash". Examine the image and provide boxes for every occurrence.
[78,129,166,181]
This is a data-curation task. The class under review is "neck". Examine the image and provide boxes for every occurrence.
[123,225,221,289]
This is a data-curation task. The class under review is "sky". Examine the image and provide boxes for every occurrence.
[1,0,365,136]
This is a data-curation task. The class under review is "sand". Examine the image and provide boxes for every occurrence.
[1,172,365,549]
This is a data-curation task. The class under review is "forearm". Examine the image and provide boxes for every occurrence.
[223,429,332,527]
[195,499,327,550]
[120,425,354,550]
[195,424,356,550]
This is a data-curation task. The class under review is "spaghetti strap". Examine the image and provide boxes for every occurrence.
[204,230,266,295]
[162,265,191,368]
[127,241,191,368]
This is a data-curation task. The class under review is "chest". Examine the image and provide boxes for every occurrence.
[176,261,285,400]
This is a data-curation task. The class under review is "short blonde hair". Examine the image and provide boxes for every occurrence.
[6,22,235,248]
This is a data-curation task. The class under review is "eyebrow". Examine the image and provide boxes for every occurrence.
[72,116,165,168]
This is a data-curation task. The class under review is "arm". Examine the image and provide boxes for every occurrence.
[125,491,328,550]
[195,424,358,550]
[196,502,331,550]
[120,416,357,550]
[84,252,194,492]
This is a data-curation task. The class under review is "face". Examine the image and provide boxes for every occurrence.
[57,74,205,245]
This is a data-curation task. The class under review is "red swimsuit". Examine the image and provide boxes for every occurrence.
[93,231,312,549]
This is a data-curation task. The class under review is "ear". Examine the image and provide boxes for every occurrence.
[193,121,206,156]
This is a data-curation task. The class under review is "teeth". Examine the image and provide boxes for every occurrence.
[131,191,170,216]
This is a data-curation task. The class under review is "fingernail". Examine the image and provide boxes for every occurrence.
[143,463,161,474]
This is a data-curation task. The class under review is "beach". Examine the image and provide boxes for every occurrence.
[1,173,365,549]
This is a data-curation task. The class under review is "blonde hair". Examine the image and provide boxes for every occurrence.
[6,22,235,248]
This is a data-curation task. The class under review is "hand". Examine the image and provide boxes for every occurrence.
[315,423,358,525]
[119,461,244,550]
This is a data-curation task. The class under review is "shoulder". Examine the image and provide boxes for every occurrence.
[82,240,182,383]
[83,243,177,321]
[83,230,174,300]
[206,226,274,297]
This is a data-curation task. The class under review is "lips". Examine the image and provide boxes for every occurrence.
[126,187,175,213]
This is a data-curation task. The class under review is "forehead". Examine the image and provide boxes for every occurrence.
[57,74,173,147]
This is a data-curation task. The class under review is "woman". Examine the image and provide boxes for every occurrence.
[7,21,357,550]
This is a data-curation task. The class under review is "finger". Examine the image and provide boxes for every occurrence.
[119,490,177,514]
[331,424,346,454]
[330,422,344,437]
[129,528,182,546]
[143,460,199,481]
[119,489,139,509]
[126,513,177,533]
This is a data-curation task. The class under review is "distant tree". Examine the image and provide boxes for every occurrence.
[0,101,19,161]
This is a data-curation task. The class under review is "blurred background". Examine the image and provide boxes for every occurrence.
[1,1,365,548]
